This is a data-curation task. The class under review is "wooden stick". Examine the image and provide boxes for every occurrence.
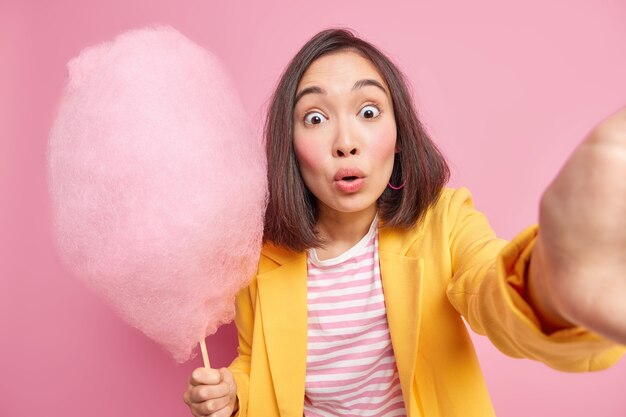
[200,338,211,368]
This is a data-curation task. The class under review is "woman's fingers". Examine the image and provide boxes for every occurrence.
[189,382,230,403]
[184,367,238,417]
[183,367,238,417]
[189,367,222,386]
[219,367,237,396]
[191,394,232,416]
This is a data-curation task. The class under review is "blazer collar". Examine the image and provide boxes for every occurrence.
[257,223,424,415]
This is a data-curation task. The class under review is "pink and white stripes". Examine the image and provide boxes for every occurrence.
[304,219,406,417]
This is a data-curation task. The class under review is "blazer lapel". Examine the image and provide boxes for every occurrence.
[256,252,308,416]
[378,226,424,416]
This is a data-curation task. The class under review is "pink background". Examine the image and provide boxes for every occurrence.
[1,0,625,416]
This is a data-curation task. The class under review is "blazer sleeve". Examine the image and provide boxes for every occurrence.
[228,283,254,417]
[445,187,625,372]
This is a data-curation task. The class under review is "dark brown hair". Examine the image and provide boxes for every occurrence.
[263,28,449,252]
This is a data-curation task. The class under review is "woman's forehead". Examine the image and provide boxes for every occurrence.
[297,50,387,92]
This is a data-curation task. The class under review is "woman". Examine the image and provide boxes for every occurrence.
[183,28,626,417]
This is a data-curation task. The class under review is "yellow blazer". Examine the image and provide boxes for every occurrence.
[229,187,623,417]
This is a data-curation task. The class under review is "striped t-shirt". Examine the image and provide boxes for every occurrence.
[304,217,407,417]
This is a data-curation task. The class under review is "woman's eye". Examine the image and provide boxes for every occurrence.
[359,105,380,119]
[304,111,327,125]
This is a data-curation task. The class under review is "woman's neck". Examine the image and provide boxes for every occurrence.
[314,205,377,260]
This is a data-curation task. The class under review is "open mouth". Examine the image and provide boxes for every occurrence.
[334,171,364,193]
[334,168,365,185]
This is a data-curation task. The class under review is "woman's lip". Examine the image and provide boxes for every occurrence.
[334,168,365,181]
[335,178,364,193]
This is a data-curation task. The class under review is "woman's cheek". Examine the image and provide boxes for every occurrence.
[294,136,324,172]
[370,127,397,162]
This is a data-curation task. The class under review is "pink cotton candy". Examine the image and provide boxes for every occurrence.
[47,25,267,363]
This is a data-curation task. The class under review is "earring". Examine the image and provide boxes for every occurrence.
[387,180,405,190]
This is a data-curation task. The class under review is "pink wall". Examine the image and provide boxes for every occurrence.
[1,0,625,416]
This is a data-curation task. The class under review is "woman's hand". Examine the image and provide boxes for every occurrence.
[529,107,626,344]
[183,367,238,417]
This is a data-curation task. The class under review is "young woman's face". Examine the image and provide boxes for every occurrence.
[292,51,397,217]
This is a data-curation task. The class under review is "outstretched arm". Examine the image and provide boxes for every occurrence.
[527,108,626,344]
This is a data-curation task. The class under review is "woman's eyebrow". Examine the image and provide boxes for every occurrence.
[294,78,388,105]
[352,79,387,95]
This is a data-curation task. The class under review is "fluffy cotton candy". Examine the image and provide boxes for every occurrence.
[47,25,267,363]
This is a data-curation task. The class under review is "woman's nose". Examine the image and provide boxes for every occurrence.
[335,146,358,157]
[333,121,359,157]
